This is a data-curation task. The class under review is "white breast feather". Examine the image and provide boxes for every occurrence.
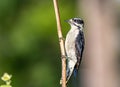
[65,27,79,62]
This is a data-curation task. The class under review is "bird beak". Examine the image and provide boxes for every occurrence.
[65,20,69,22]
[65,20,71,24]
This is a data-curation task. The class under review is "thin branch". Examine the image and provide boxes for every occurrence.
[53,0,66,87]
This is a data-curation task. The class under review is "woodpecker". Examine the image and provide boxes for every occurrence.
[65,18,85,83]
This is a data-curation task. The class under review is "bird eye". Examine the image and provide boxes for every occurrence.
[73,19,77,22]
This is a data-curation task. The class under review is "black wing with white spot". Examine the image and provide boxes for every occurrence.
[75,31,85,70]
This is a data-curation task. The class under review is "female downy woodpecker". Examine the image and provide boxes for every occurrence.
[65,18,85,83]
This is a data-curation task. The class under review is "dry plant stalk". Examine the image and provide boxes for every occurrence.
[53,0,66,87]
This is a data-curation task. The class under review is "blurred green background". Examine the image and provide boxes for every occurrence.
[0,0,79,87]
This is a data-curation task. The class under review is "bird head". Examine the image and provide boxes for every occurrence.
[66,18,84,30]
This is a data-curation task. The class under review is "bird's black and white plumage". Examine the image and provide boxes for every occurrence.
[65,18,85,83]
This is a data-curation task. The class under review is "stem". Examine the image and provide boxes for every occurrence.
[53,0,66,87]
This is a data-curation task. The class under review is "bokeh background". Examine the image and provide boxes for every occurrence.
[0,0,119,87]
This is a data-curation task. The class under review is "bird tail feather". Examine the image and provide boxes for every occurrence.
[73,68,78,78]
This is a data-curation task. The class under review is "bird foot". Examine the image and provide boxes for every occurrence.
[59,37,65,41]
[61,55,67,59]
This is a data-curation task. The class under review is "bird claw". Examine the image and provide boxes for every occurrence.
[61,55,71,60]
[61,55,67,59]
[59,37,65,41]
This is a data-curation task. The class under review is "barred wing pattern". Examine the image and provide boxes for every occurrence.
[75,31,85,70]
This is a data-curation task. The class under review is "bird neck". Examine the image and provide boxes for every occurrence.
[71,25,83,31]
